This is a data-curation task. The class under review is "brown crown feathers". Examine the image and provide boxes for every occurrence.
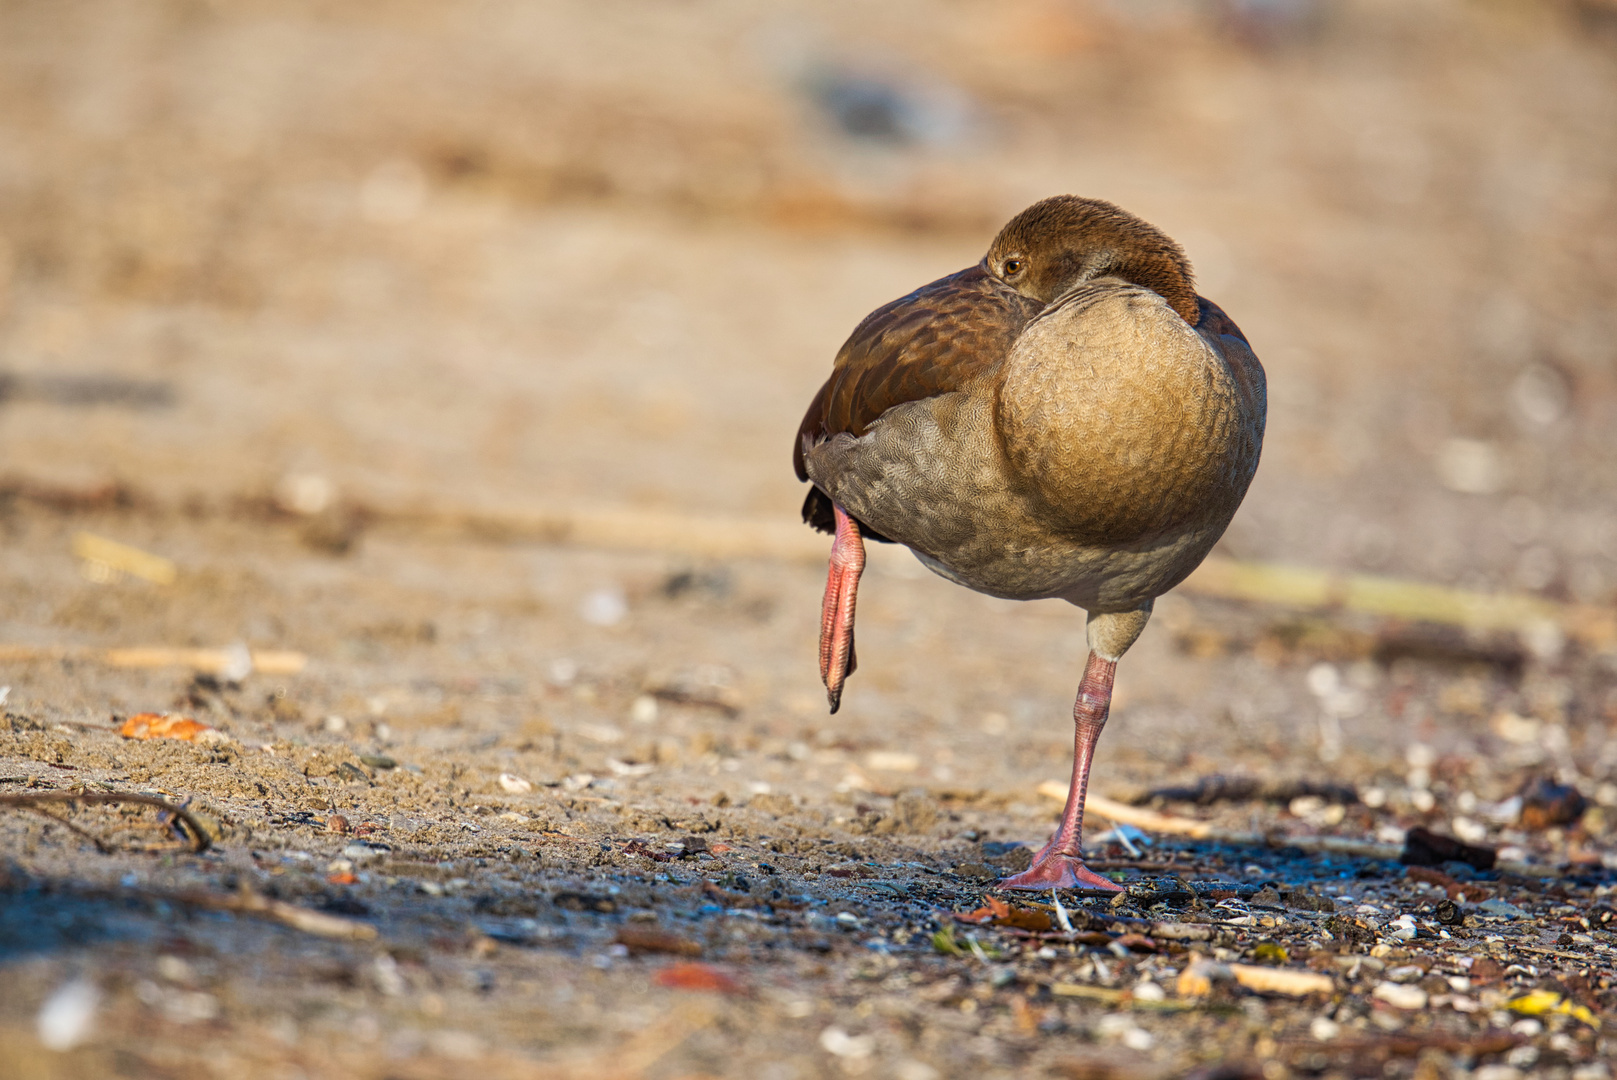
[984,195,1198,321]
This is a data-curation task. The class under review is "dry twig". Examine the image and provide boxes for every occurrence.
[173,887,377,940]
[0,790,213,853]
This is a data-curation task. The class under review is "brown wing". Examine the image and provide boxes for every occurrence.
[794,265,1040,476]
[794,265,1041,534]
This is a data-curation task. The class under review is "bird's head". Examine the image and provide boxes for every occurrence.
[983,195,1198,323]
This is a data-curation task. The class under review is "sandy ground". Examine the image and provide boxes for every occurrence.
[3,2,1617,1077]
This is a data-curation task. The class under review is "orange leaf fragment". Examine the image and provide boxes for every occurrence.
[653,962,742,994]
[954,896,1051,931]
[997,908,1054,933]
[119,712,226,743]
[955,896,1009,924]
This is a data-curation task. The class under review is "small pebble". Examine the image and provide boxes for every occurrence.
[1478,898,1528,919]
[1309,1016,1340,1041]
[1474,1068,1524,1080]
[1132,981,1165,1002]
[548,657,579,686]
[1371,982,1428,1010]
[819,1027,875,1059]
[498,773,533,794]
[156,956,196,984]
[342,842,389,861]
[580,587,628,626]
[326,815,350,834]
[896,1062,940,1080]
[37,978,100,1051]
[1096,1014,1153,1050]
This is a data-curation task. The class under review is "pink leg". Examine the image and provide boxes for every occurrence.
[819,505,865,714]
[999,651,1123,892]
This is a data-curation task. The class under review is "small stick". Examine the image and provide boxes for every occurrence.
[10,804,110,852]
[1050,889,1074,933]
[0,791,213,853]
[1094,816,1142,858]
[173,887,377,941]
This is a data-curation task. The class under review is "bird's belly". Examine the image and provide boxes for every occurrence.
[910,519,1222,611]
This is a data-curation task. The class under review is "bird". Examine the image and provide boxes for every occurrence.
[793,195,1266,892]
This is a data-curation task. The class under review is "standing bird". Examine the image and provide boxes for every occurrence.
[794,196,1266,891]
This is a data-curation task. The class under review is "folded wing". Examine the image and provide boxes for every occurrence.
[793,265,1042,534]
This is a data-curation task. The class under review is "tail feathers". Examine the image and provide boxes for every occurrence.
[800,487,894,543]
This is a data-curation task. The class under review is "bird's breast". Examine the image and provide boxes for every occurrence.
[995,283,1266,547]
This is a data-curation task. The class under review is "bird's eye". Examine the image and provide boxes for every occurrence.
[1002,259,1024,277]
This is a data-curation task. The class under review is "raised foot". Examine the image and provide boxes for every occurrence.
[998,854,1123,893]
[819,505,865,714]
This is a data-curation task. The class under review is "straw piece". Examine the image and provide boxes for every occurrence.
[1038,783,1216,840]
[103,647,307,675]
[1228,963,1335,996]
[1177,957,1334,997]
[1180,555,1614,648]
[0,644,306,674]
[71,531,177,585]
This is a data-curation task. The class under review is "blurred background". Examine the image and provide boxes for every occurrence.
[2,0,1615,601]
[5,6,1617,1072]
